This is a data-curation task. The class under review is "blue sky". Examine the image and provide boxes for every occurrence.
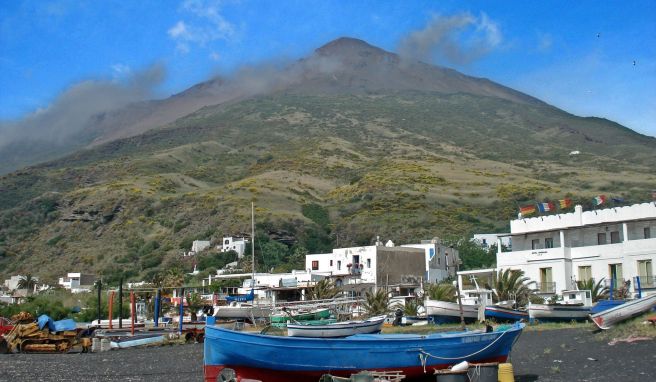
[1,0,654,137]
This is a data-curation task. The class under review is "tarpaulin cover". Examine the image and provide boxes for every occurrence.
[37,315,76,332]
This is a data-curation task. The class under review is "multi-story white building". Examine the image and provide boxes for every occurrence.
[219,237,248,258]
[496,202,655,297]
[305,243,425,295]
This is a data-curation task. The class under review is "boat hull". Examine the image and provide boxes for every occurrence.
[590,294,656,329]
[425,300,479,324]
[590,299,626,314]
[287,316,385,338]
[213,304,273,319]
[528,303,590,322]
[485,306,528,322]
[204,322,524,382]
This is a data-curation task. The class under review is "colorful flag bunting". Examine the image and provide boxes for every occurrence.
[652,190,656,200]
[611,197,624,203]
[537,202,555,213]
[593,195,607,206]
[559,198,572,209]
[520,205,536,216]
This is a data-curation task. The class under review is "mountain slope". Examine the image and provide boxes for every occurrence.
[0,37,655,283]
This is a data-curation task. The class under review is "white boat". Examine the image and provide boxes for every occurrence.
[286,315,387,338]
[213,302,273,320]
[425,290,492,324]
[590,293,656,330]
[528,290,592,322]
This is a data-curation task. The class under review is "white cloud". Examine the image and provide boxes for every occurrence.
[168,0,235,54]
[168,21,188,38]
[209,51,220,61]
[111,63,132,78]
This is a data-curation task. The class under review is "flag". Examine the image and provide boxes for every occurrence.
[520,205,536,216]
[537,202,555,213]
[593,195,607,206]
[611,197,625,203]
[559,198,572,209]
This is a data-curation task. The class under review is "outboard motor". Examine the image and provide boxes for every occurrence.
[393,308,403,326]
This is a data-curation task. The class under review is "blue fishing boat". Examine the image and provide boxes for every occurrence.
[484,304,528,322]
[203,322,524,382]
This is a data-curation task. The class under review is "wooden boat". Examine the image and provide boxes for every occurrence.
[590,299,626,314]
[287,315,386,338]
[484,305,528,322]
[590,293,656,330]
[213,302,273,320]
[270,308,331,325]
[528,290,593,323]
[203,322,525,382]
[424,300,479,324]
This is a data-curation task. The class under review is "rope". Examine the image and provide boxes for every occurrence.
[417,329,509,364]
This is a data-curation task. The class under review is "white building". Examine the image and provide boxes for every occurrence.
[219,237,248,258]
[58,272,95,293]
[4,275,26,291]
[472,234,512,250]
[496,203,656,297]
[191,240,211,253]
[305,243,425,295]
[402,238,460,283]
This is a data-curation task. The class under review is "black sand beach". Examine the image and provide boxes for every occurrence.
[0,328,653,381]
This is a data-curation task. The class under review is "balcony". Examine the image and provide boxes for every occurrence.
[602,278,626,288]
[533,282,556,294]
[634,276,655,289]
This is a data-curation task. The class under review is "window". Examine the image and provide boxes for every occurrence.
[638,260,654,287]
[597,233,607,245]
[578,266,592,282]
[610,231,620,244]
[311,261,319,271]
[224,239,229,245]
[545,237,554,248]
[330,260,333,266]
[367,259,371,268]
[638,260,653,278]
[645,227,651,239]
[337,261,341,271]
[609,263,623,282]
[531,239,540,250]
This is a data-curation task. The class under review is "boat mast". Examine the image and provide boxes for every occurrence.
[251,202,255,283]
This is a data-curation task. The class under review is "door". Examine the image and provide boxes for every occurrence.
[609,263,623,284]
[540,267,553,292]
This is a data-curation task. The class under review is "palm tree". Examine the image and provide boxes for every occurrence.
[577,278,609,302]
[362,289,391,316]
[492,269,535,307]
[186,292,204,322]
[403,298,421,316]
[425,283,457,302]
[17,274,37,295]
[308,279,340,300]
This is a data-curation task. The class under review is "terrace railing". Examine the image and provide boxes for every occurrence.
[634,276,655,289]
[534,282,556,294]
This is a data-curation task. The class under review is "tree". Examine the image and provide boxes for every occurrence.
[403,298,422,316]
[577,278,609,302]
[455,239,496,270]
[17,274,37,295]
[492,269,535,307]
[362,289,391,316]
[425,283,457,302]
[308,279,340,300]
